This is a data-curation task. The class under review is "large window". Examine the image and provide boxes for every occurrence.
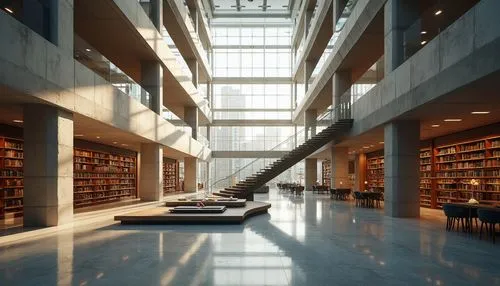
[213,84,292,109]
[211,126,296,151]
[212,25,292,77]
[214,48,291,77]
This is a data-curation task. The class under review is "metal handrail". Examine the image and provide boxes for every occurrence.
[210,127,306,190]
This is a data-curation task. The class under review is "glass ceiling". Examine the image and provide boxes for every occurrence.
[209,0,293,17]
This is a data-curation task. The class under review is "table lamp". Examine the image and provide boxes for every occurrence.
[468,179,479,204]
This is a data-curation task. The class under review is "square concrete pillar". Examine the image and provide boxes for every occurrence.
[139,143,163,201]
[330,147,349,188]
[304,60,314,92]
[184,157,197,192]
[384,0,419,74]
[304,109,317,140]
[46,0,74,55]
[354,153,367,192]
[384,120,420,218]
[304,9,313,39]
[186,60,199,88]
[23,105,74,227]
[333,0,348,25]
[150,0,163,31]
[141,61,163,114]
[189,8,199,34]
[332,70,351,106]
[305,158,317,191]
[184,106,198,140]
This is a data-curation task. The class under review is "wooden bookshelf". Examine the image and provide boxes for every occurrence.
[367,156,384,190]
[322,160,331,187]
[0,137,24,219]
[74,148,137,208]
[163,160,179,195]
[419,148,432,208]
[435,136,500,208]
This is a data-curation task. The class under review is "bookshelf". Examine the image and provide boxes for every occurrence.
[367,156,384,190]
[322,160,331,187]
[163,160,179,194]
[434,137,500,208]
[0,137,24,219]
[419,148,432,208]
[74,148,137,208]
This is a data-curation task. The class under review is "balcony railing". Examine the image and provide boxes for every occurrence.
[74,35,151,108]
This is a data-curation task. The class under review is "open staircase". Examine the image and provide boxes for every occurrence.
[212,118,353,200]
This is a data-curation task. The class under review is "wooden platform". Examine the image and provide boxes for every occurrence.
[164,199,246,208]
[115,201,271,224]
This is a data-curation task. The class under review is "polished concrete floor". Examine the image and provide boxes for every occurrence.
[0,191,499,286]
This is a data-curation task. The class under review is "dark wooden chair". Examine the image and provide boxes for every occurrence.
[478,208,500,243]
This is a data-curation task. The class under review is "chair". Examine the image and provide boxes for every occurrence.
[478,208,500,243]
[442,204,471,232]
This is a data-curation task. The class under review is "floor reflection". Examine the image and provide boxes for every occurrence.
[0,191,499,285]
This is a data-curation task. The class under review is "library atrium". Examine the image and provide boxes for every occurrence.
[0,0,500,285]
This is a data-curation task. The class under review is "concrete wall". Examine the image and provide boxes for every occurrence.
[293,0,386,122]
[350,0,500,137]
[0,11,210,161]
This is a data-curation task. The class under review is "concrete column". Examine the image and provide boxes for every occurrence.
[189,8,199,34]
[304,60,314,92]
[23,105,73,226]
[384,0,419,74]
[330,147,349,189]
[46,0,73,54]
[184,106,198,140]
[139,143,163,201]
[332,70,351,106]
[304,9,313,39]
[333,0,346,25]
[304,109,316,140]
[141,61,163,114]
[184,157,198,192]
[150,0,163,31]
[187,60,199,87]
[354,153,367,192]
[384,120,420,218]
[305,158,317,191]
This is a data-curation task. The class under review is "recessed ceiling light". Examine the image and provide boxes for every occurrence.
[121,143,128,146]
[444,119,462,122]
[4,7,13,14]
[113,141,118,144]
[431,124,440,128]
[434,10,443,16]
[379,141,384,144]
[96,136,101,139]
[362,146,369,149]
[421,40,427,45]
[74,134,84,137]
[421,30,427,35]
[85,48,91,52]
[471,111,490,114]
[369,145,374,147]
[12,119,23,123]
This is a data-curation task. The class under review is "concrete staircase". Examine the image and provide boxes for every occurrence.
[212,119,353,200]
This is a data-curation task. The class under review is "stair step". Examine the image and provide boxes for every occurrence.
[225,187,247,192]
[212,192,232,198]
[220,190,241,195]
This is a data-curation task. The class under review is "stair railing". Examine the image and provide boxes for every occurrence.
[210,93,353,192]
[210,127,307,191]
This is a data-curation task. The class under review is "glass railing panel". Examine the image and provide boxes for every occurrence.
[74,35,151,108]
[162,27,194,80]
